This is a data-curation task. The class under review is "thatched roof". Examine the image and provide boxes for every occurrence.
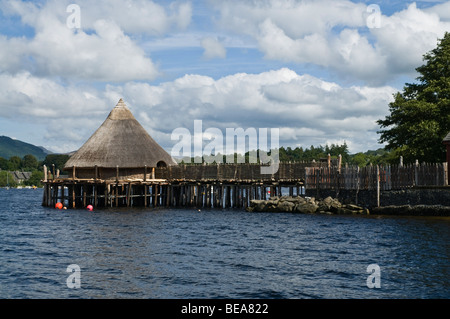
[64,99,176,169]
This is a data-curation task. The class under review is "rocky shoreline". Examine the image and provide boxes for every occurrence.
[246,196,450,216]
[246,196,369,215]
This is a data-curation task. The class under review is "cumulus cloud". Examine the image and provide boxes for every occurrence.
[201,37,227,59]
[112,68,396,153]
[0,0,193,81]
[0,68,395,153]
[213,0,450,84]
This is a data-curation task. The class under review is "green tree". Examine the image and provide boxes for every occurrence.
[0,157,8,170]
[350,152,369,167]
[24,170,44,187]
[42,154,70,172]
[377,32,450,163]
[0,171,17,187]
[22,154,39,171]
[8,156,21,171]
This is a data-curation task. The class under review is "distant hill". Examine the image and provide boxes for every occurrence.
[0,136,51,161]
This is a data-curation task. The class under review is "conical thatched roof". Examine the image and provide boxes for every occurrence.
[64,99,176,169]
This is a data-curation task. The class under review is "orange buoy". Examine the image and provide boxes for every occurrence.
[55,202,63,209]
[87,205,93,211]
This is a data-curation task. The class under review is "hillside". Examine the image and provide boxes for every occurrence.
[0,136,51,160]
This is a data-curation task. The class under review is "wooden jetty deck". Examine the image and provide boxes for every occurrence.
[42,161,448,209]
[42,162,316,209]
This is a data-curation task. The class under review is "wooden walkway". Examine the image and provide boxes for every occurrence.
[42,161,448,209]
[42,163,313,209]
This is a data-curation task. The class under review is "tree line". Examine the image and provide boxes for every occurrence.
[0,154,69,187]
[179,142,403,167]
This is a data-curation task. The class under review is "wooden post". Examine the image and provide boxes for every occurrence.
[414,159,419,186]
[83,185,87,208]
[126,183,132,207]
[116,166,119,182]
[376,165,380,207]
[42,181,47,206]
[94,165,98,182]
[61,183,65,207]
[115,184,119,207]
[226,186,231,208]
[144,184,148,207]
[72,184,76,208]
[443,136,450,185]
[144,165,147,182]
[206,184,211,208]
[105,184,109,207]
[166,184,171,207]
[219,185,223,208]
[338,154,342,173]
[152,167,155,180]
[43,165,47,182]
[72,166,76,181]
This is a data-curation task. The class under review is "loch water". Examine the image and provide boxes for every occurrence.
[0,188,448,299]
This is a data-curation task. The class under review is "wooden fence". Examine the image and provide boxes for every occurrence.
[305,162,448,191]
[154,162,320,182]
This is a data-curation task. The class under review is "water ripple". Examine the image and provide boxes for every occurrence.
[0,189,449,298]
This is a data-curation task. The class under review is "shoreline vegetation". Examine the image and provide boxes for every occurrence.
[246,195,450,217]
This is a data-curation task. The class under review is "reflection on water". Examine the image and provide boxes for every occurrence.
[0,188,449,298]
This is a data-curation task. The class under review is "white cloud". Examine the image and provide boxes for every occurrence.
[372,3,450,75]
[213,0,450,84]
[0,71,111,151]
[201,37,226,59]
[0,68,395,153]
[0,0,194,81]
[1,0,192,35]
[112,68,396,153]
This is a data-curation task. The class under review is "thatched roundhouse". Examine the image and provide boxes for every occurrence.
[64,99,176,180]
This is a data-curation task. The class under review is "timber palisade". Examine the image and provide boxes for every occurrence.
[42,99,448,209]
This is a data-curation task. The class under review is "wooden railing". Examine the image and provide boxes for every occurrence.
[155,162,321,182]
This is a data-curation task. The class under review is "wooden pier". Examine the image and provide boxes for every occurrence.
[42,163,311,209]
[42,160,448,210]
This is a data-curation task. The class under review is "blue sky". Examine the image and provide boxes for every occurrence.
[0,0,449,156]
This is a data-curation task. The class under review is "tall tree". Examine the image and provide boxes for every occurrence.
[8,156,21,171]
[42,154,70,172]
[22,154,39,171]
[377,32,450,163]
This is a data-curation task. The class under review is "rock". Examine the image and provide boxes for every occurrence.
[247,196,370,215]
[316,196,342,214]
[345,204,363,211]
[278,200,295,212]
[294,201,319,214]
